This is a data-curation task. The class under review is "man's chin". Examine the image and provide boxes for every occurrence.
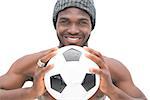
[59,43,84,48]
[59,40,88,47]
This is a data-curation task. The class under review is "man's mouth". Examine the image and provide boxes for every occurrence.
[63,36,82,44]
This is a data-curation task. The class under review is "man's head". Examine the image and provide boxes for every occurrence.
[53,0,96,47]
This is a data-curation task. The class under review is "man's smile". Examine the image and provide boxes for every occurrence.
[63,35,82,44]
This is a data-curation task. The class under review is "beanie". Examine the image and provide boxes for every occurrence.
[53,0,96,30]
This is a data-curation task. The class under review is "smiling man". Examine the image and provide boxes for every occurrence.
[0,0,147,100]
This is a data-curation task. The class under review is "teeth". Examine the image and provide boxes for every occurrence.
[67,37,79,41]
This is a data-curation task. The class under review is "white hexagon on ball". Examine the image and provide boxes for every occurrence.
[44,45,100,100]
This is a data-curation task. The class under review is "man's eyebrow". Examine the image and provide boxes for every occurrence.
[58,16,90,22]
[58,17,69,20]
[59,16,67,19]
[79,18,89,21]
[79,18,90,22]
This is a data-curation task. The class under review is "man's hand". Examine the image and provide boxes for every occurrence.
[84,46,147,100]
[83,46,114,95]
[30,47,58,98]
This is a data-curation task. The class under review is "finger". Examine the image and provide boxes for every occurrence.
[45,47,58,54]
[85,52,106,69]
[43,47,58,55]
[89,67,102,75]
[83,46,103,60]
[37,64,54,78]
[89,67,110,80]
[41,64,54,74]
[40,49,58,63]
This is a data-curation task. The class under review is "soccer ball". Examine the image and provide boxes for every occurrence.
[44,45,100,100]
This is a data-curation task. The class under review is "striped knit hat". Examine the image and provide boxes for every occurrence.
[53,0,96,30]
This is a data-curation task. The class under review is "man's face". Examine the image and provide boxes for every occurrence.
[56,7,92,47]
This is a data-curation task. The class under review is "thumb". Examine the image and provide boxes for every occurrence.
[89,67,102,75]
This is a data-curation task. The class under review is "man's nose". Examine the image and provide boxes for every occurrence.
[67,24,80,35]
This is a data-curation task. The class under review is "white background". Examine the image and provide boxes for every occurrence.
[0,0,150,99]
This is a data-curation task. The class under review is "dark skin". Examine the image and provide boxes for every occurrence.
[0,7,147,100]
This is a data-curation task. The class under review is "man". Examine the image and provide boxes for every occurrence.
[0,0,147,100]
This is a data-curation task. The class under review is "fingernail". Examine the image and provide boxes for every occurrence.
[89,68,94,73]
[83,46,87,49]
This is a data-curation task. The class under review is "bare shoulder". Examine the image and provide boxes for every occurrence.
[103,56,132,83]
[0,49,51,89]
[7,49,50,77]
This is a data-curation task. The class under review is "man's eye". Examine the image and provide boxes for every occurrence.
[59,20,69,25]
[79,21,89,26]
[60,20,66,23]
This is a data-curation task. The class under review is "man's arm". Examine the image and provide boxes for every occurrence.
[106,58,147,100]
[0,48,57,100]
[0,71,36,100]
[0,87,35,100]
[83,47,147,100]
[0,51,42,100]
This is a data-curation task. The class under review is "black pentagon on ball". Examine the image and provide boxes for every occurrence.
[81,73,96,91]
[63,48,81,61]
[50,74,67,93]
